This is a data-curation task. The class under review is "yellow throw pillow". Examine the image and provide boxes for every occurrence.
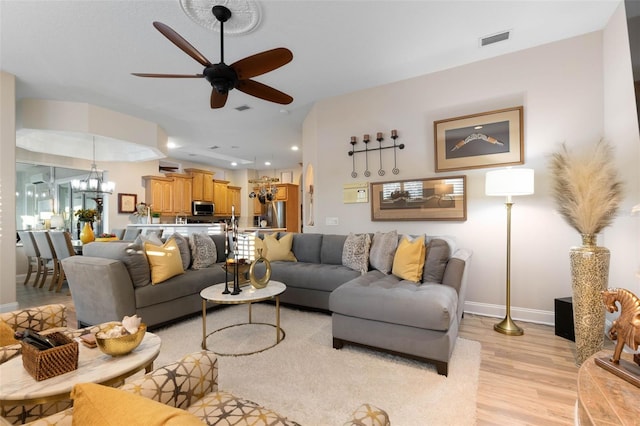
[263,233,297,262]
[71,382,204,426]
[0,320,18,347]
[144,239,185,285]
[392,235,426,283]
[254,236,268,259]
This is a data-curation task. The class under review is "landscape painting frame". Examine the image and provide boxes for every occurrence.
[370,176,467,221]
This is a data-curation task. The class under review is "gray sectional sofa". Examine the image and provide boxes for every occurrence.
[62,231,471,375]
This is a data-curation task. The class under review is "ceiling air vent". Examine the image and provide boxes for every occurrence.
[480,31,510,47]
[209,145,220,150]
[235,105,251,111]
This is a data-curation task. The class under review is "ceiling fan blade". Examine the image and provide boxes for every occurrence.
[231,48,293,80]
[132,73,204,78]
[237,79,293,105]
[153,22,212,67]
[211,90,229,109]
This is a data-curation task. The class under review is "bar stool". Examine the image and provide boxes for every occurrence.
[48,231,76,292]
[31,231,59,289]
[17,230,42,286]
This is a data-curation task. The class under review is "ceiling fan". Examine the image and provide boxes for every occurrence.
[132,5,293,109]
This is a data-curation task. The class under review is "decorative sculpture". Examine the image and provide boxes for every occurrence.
[601,288,640,365]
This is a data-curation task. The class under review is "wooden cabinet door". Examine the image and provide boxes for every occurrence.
[252,187,264,215]
[227,186,241,217]
[172,175,192,215]
[143,176,173,214]
[191,172,204,201]
[213,180,229,216]
[202,174,214,202]
[275,185,288,201]
[187,169,214,202]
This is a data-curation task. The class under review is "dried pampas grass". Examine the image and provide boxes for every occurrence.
[549,140,623,235]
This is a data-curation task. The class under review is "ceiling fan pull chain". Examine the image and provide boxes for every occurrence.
[377,133,385,176]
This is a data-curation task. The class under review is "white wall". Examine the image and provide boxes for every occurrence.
[1,72,18,310]
[303,19,639,323]
[603,3,640,298]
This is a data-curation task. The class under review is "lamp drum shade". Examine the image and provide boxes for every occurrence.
[485,168,534,196]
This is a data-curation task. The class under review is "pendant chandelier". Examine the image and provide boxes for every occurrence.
[71,138,115,195]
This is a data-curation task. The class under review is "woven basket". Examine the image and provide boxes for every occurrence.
[21,332,78,381]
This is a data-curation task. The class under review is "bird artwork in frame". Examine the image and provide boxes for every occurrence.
[434,106,524,172]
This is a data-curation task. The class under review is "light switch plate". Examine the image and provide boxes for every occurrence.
[325,217,339,226]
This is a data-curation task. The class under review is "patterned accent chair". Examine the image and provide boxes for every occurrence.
[0,304,105,425]
[21,351,390,426]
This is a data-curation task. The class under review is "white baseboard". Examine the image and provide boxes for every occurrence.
[0,302,19,313]
[464,301,555,326]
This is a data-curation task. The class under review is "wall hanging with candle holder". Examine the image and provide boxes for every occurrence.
[348,130,404,178]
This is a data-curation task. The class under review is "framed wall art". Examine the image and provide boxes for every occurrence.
[118,193,137,214]
[370,176,466,221]
[434,106,524,172]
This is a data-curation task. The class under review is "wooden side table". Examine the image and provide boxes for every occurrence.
[576,350,640,425]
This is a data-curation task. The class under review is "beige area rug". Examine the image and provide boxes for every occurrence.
[152,304,481,425]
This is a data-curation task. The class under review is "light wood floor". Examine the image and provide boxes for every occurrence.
[14,280,602,425]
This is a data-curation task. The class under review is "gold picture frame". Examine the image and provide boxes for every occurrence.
[118,193,137,214]
[370,176,466,221]
[434,106,524,172]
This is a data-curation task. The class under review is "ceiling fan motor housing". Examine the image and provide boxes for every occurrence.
[204,64,238,93]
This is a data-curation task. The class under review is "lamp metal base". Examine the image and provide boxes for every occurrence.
[494,316,524,336]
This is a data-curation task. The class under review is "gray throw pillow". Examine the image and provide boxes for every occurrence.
[342,233,371,274]
[369,230,398,274]
[423,238,451,283]
[189,232,217,269]
[169,232,191,270]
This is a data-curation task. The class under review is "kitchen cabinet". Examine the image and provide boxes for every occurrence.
[168,173,193,215]
[142,176,173,214]
[213,180,229,216]
[185,168,214,202]
[227,186,241,217]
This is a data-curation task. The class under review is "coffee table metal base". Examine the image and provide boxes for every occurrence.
[200,281,287,356]
[203,320,286,356]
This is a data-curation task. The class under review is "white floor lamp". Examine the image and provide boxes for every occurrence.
[485,167,535,336]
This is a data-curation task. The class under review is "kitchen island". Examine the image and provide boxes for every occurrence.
[127,223,225,236]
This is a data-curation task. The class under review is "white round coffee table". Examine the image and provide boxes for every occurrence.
[0,332,160,412]
[200,281,286,356]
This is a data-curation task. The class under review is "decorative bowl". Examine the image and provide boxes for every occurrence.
[95,323,146,356]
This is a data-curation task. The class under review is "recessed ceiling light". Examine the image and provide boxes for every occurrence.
[291,145,299,151]
[231,162,237,166]
[167,141,177,149]
[474,125,483,130]
[265,161,271,166]
[279,109,289,114]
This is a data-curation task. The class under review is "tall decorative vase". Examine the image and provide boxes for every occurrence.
[570,233,610,365]
[80,221,95,244]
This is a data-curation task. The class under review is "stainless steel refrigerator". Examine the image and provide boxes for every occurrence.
[266,201,286,228]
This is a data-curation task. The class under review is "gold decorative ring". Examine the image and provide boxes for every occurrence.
[249,257,271,289]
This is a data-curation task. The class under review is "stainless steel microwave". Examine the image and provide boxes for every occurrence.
[192,201,214,216]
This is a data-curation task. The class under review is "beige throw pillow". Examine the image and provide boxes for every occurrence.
[342,233,371,274]
[263,233,297,262]
[144,239,185,285]
[369,230,398,274]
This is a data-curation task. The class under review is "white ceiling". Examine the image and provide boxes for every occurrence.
[1,0,621,171]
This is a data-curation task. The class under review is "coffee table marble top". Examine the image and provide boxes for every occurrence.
[200,281,286,304]
[0,332,161,404]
